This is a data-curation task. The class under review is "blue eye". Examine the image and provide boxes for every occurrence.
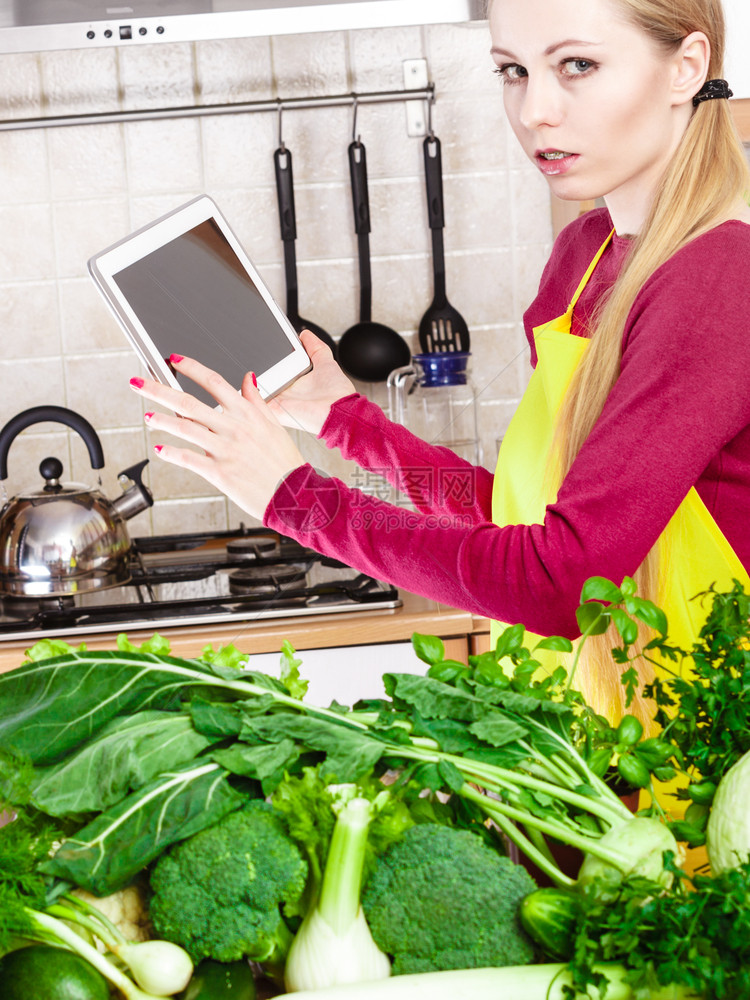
[562,58,597,77]
[494,63,528,85]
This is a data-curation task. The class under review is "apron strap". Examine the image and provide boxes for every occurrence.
[566,228,615,314]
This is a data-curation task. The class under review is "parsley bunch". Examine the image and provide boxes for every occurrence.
[566,856,750,1000]
[647,581,750,786]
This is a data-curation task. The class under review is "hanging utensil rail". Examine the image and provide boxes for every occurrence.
[0,84,435,132]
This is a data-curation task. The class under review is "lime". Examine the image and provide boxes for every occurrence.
[0,944,110,1000]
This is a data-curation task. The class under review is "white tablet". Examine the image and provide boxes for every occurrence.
[88,195,311,404]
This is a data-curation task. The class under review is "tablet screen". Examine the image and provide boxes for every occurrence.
[113,218,293,406]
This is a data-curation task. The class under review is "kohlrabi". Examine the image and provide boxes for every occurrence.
[706,749,750,873]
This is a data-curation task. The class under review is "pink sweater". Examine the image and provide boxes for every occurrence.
[265,209,750,638]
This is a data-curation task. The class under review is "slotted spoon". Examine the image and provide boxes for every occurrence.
[419,134,470,353]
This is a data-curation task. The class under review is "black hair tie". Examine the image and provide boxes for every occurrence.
[693,79,733,106]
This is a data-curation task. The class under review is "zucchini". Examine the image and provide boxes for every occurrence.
[519,887,580,959]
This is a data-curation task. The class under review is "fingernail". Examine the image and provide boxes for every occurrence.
[251,372,257,388]
[154,444,163,454]
[169,354,184,364]
[130,377,145,389]
[144,412,154,422]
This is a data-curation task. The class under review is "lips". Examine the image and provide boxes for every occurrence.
[534,149,579,176]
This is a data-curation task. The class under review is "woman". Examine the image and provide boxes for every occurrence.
[130,0,750,719]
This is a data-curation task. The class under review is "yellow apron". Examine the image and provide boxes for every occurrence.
[492,228,750,716]
[492,231,750,851]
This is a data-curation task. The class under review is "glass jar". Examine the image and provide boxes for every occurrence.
[387,352,481,465]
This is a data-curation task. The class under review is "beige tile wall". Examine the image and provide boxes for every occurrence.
[0,20,552,536]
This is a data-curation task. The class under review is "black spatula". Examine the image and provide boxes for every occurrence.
[419,135,470,353]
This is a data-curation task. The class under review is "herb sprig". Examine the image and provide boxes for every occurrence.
[566,855,750,1000]
[646,582,750,786]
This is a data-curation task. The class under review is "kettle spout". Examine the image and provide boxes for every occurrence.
[110,459,154,521]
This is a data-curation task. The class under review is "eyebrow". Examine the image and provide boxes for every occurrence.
[490,38,602,58]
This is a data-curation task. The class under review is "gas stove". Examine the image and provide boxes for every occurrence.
[0,527,400,641]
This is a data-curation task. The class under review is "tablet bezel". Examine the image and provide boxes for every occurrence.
[87,194,312,401]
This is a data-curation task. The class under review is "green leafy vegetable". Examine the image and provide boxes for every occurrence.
[279,639,309,700]
[0,800,187,1000]
[42,761,246,894]
[117,633,173,656]
[565,857,750,1000]
[31,710,218,817]
[0,648,350,767]
[647,581,750,791]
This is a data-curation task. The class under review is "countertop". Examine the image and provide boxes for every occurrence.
[0,590,491,675]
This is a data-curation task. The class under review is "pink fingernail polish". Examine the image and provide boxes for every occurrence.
[251,372,257,388]
[144,412,154,422]
[169,354,184,364]
[130,377,145,389]
[154,444,163,454]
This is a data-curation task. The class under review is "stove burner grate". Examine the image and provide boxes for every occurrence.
[225,534,281,561]
[228,562,309,597]
[0,527,400,639]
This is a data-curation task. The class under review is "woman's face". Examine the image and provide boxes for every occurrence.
[489,0,693,232]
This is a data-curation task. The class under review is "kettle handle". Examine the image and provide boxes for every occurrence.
[0,405,105,480]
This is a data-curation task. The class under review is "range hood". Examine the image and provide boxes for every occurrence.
[0,0,485,54]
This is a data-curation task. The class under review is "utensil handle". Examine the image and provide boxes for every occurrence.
[274,147,300,316]
[282,241,299,319]
[357,233,373,323]
[348,141,371,235]
[274,146,297,241]
[430,228,447,302]
[423,135,445,230]
[349,141,373,321]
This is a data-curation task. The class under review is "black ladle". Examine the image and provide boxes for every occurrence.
[337,141,411,382]
[273,145,337,356]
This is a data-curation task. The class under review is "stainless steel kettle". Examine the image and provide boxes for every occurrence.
[0,405,154,598]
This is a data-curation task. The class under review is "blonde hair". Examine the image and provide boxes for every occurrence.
[553,0,750,719]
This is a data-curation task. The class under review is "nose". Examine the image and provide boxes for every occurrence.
[518,72,564,131]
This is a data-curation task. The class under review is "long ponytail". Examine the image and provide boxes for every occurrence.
[555,0,750,719]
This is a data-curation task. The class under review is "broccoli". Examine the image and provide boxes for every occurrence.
[148,799,307,978]
[361,823,537,975]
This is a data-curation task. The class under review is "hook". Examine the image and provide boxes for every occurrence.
[351,94,360,146]
[277,98,285,151]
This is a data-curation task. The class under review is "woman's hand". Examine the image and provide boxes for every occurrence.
[266,329,356,435]
[130,355,306,520]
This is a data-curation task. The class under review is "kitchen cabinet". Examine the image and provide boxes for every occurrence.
[247,640,424,706]
[0,0,485,54]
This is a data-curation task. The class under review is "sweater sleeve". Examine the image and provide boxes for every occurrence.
[318,392,494,523]
[265,223,750,639]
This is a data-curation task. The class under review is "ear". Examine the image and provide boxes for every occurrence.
[671,31,710,107]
